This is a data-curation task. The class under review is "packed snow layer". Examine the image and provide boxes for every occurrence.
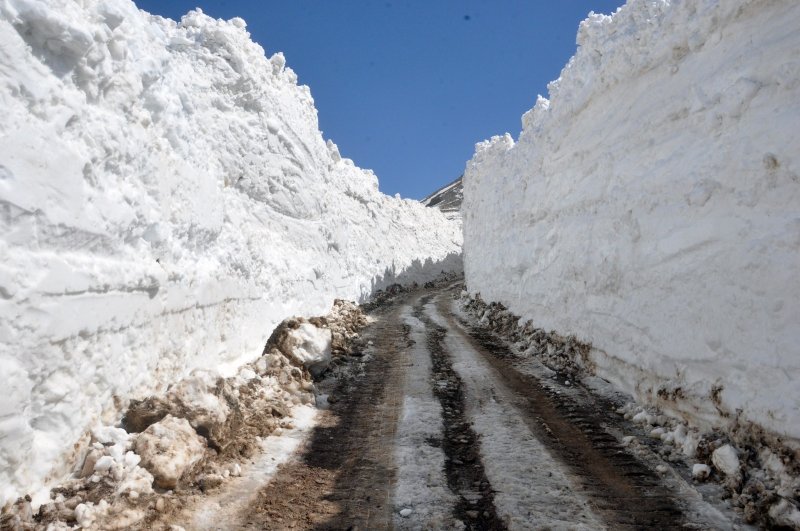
[0,0,461,507]
[463,0,800,445]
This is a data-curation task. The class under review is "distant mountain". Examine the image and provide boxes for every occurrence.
[422,175,462,219]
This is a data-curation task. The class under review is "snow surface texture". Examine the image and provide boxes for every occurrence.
[0,0,461,507]
[463,0,800,446]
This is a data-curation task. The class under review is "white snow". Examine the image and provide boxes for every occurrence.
[0,0,461,507]
[710,444,740,479]
[462,0,800,446]
[285,322,332,378]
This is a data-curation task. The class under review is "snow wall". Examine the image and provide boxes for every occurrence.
[0,0,461,506]
[463,0,799,446]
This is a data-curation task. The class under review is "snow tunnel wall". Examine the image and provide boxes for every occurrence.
[463,0,800,446]
[0,0,461,506]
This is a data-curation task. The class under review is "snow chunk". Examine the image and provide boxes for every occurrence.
[692,464,711,481]
[287,322,332,377]
[769,499,800,528]
[134,416,206,489]
[264,318,333,378]
[711,444,740,478]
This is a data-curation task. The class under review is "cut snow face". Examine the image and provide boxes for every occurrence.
[0,0,461,507]
[462,0,800,453]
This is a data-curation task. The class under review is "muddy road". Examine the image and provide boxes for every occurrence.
[192,284,739,530]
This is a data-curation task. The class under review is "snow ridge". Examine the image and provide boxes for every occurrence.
[463,0,800,446]
[0,0,461,507]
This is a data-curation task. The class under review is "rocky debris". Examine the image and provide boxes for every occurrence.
[362,283,409,311]
[0,426,156,530]
[460,291,591,376]
[327,299,369,357]
[135,416,207,490]
[622,401,800,527]
[3,299,369,531]
[423,270,461,290]
[124,364,296,459]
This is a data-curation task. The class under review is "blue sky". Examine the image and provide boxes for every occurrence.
[135,1,624,199]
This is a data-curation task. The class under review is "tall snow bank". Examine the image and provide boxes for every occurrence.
[0,0,460,507]
[463,0,799,445]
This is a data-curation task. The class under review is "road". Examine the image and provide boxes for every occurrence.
[187,283,738,530]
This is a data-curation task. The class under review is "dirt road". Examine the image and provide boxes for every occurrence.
[194,284,740,530]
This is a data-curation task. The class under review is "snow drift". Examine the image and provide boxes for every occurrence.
[463,0,799,446]
[0,0,461,507]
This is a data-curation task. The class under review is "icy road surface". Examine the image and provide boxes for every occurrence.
[173,284,743,530]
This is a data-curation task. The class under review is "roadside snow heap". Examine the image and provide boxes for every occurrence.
[463,1,799,458]
[0,0,461,509]
[4,301,367,529]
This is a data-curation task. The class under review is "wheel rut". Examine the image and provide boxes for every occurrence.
[236,297,411,530]
[413,297,506,530]
[436,294,689,530]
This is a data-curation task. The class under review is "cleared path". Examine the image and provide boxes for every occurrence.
[191,284,737,530]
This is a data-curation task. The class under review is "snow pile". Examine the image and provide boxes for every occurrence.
[463,0,800,449]
[3,304,359,529]
[0,0,461,508]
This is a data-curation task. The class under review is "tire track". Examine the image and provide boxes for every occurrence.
[413,297,506,530]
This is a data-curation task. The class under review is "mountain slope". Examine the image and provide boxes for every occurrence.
[422,176,463,220]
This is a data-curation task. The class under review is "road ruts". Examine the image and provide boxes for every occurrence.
[434,292,689,530]
[413,298,506,530]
